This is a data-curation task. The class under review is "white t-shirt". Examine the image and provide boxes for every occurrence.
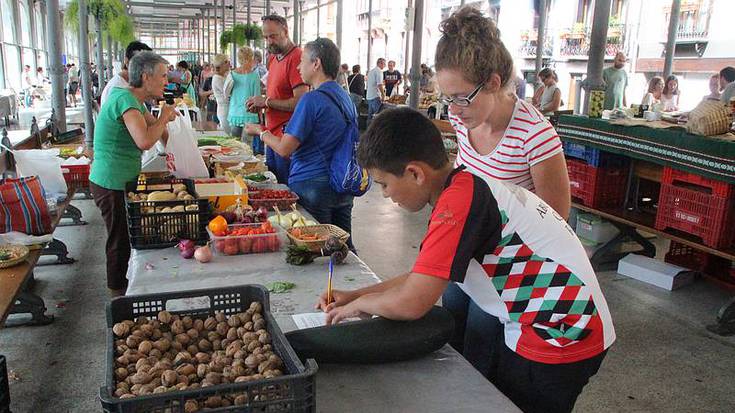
[211,74,229,106]
[100,74,129,105]
[450,99,563,192]
[366,67,383,100]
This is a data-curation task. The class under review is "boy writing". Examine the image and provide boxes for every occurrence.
[316,107,615,413]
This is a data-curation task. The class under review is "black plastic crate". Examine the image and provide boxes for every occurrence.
[0,355,9,413]
[100,285,317,413]
[125,178,211,249]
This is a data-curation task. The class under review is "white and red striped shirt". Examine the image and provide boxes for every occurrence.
[449,99,563,192]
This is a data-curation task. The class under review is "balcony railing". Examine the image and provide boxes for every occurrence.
[676,28,708,40]
[518,31,554,58]
[559,24,625,58]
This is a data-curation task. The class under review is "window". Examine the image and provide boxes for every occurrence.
[34,2,44,50]
[1,0,15,43]
[22,47,34,71]
[19,0,31,47]
[4,44,20,90]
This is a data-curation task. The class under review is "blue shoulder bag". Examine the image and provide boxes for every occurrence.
[316,89,372,196]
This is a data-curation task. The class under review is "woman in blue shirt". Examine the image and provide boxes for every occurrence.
[250,38,357,249]
[227,47,261,140]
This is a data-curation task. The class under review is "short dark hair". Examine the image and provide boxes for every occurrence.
[341,63,349,70]
[262,14,288,27]
[352,64,361,74]
[177,60,189,70]
[125,41,152,61]
[720,67,735,83]
[304,38,340,79]
[358,107,448,176]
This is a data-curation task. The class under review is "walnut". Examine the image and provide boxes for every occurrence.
[186,328,199,340]
[175,333,191,346]
[226,327,239,341]
[197,364,208,378]
[126,335,143,348]
[174,351,192,365]
[253,319,266,331]
[161,370,177,387]
[215,312,227,323]
[258,332,271,345]
[119,393,136,399]
[176,363,196,376]
[151,329,163,340]
[212,339,222,351]
[113,323,130,338]
[149,349,162,359]
[130,371,153,385]
[237,312,252,324]
[234,394,248,405]
[244,321,254,331]
[198,339,212,352]
[216,322,229,336]
[205,372,222,385]
[249,302,262,313]
[244,354,259,369]
[247,340,260,352]
[138,340,153,355]
[227,315,241,328]
[263,369,283,378]
[203,316,217,331]
[195,352,211,364]
[193,319,204,332]
[171,320,185,335]
[184,400,199,413]
[115,367,128,381]
[140,324,154,337]
[186,345,199,356]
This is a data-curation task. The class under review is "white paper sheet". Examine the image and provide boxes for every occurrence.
[291,312,328,329]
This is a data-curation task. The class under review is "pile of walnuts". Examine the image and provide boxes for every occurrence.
[112,302,284,410]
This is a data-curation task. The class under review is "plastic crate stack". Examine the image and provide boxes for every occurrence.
[655,167,735,250]
[61,164,91,193]
[664,241,710,272]
[563,142,630,208]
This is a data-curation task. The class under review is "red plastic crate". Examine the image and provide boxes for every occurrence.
[61,164,90,192]
[567,158,628,208]
[662,167,734,198]
[655,183,735,249]
[664,241,709,272]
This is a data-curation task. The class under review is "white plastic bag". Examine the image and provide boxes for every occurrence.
[12,148,68,195]
[164,109,209,178]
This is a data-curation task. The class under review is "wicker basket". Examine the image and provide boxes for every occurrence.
[686,100,731,136]
[286,224,350,253]
[0,244,30,269]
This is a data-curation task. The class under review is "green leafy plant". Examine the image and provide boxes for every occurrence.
[64,0,127,40]
[220,30,233,52]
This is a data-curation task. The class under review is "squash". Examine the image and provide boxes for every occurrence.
[147,191,176,202]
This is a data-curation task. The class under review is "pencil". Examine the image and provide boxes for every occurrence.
[327,256,334,304]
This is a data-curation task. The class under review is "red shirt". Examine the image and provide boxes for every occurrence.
[265,46,306,134]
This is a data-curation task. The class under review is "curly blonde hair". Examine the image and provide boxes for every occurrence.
[435,7,513,89]
[237,47,254,67]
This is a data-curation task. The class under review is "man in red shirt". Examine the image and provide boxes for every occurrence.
[246,15,308,184]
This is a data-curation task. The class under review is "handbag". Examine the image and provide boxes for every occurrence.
[0,176,52,235]
[315,89,372,196]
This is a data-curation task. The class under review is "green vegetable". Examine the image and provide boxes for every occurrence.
[268,281,296,293]
[197,139,219,147]
[0,251,11,261]
[286,244,316,265]
[244,173,268,182]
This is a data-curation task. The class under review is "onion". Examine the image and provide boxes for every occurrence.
[180,247,195,259]
[194,245,213,263]
[178,239,195,252]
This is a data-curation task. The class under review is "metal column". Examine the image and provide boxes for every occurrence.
[46,0,66,132]
[582,0,611,114]
[293,0,299,45]
[336,0,343,49]
[247,0,252,24]
[408,0,424,109]
[367,0,372,71]
[663,0,681,78]
[79,0,94,145]
[221,0,226,36]
[106,33,113,80]
[535,0,547,90]
[232,0,237,65]
[214,1,218,54]
[266,0,271,15]
[316,0,320,38]
[404,0,412,79]
[95,16,105,94]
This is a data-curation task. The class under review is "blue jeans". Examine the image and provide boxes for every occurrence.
[442,282,504,379]
[367,98,382,122]
[266,147,291,185]
[349,93,362,113]
[252,135,265,155]
[289,176,355,250]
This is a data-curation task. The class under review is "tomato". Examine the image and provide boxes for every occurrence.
[224,243,239,255]
[268,234,280,252]
[214,239,226,253]
[238,237,252,254]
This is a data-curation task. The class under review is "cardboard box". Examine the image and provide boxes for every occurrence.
[617,253,695,291]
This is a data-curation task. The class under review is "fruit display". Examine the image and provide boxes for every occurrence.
[248,188,299,210]
[588,89,605,119]
[208,221,283,255]
[386,95,407,105]
[110,303,286,409]
[419,94,438,109]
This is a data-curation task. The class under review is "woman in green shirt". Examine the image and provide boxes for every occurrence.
[227,46,261,140]
[89,51,179,297]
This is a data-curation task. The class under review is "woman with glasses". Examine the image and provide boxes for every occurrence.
[435,9,569,219]
[434,9,599,413]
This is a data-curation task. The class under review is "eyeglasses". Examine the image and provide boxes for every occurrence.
[439,82,485,107]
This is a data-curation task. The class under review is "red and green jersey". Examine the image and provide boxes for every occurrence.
[413,168,615,364]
